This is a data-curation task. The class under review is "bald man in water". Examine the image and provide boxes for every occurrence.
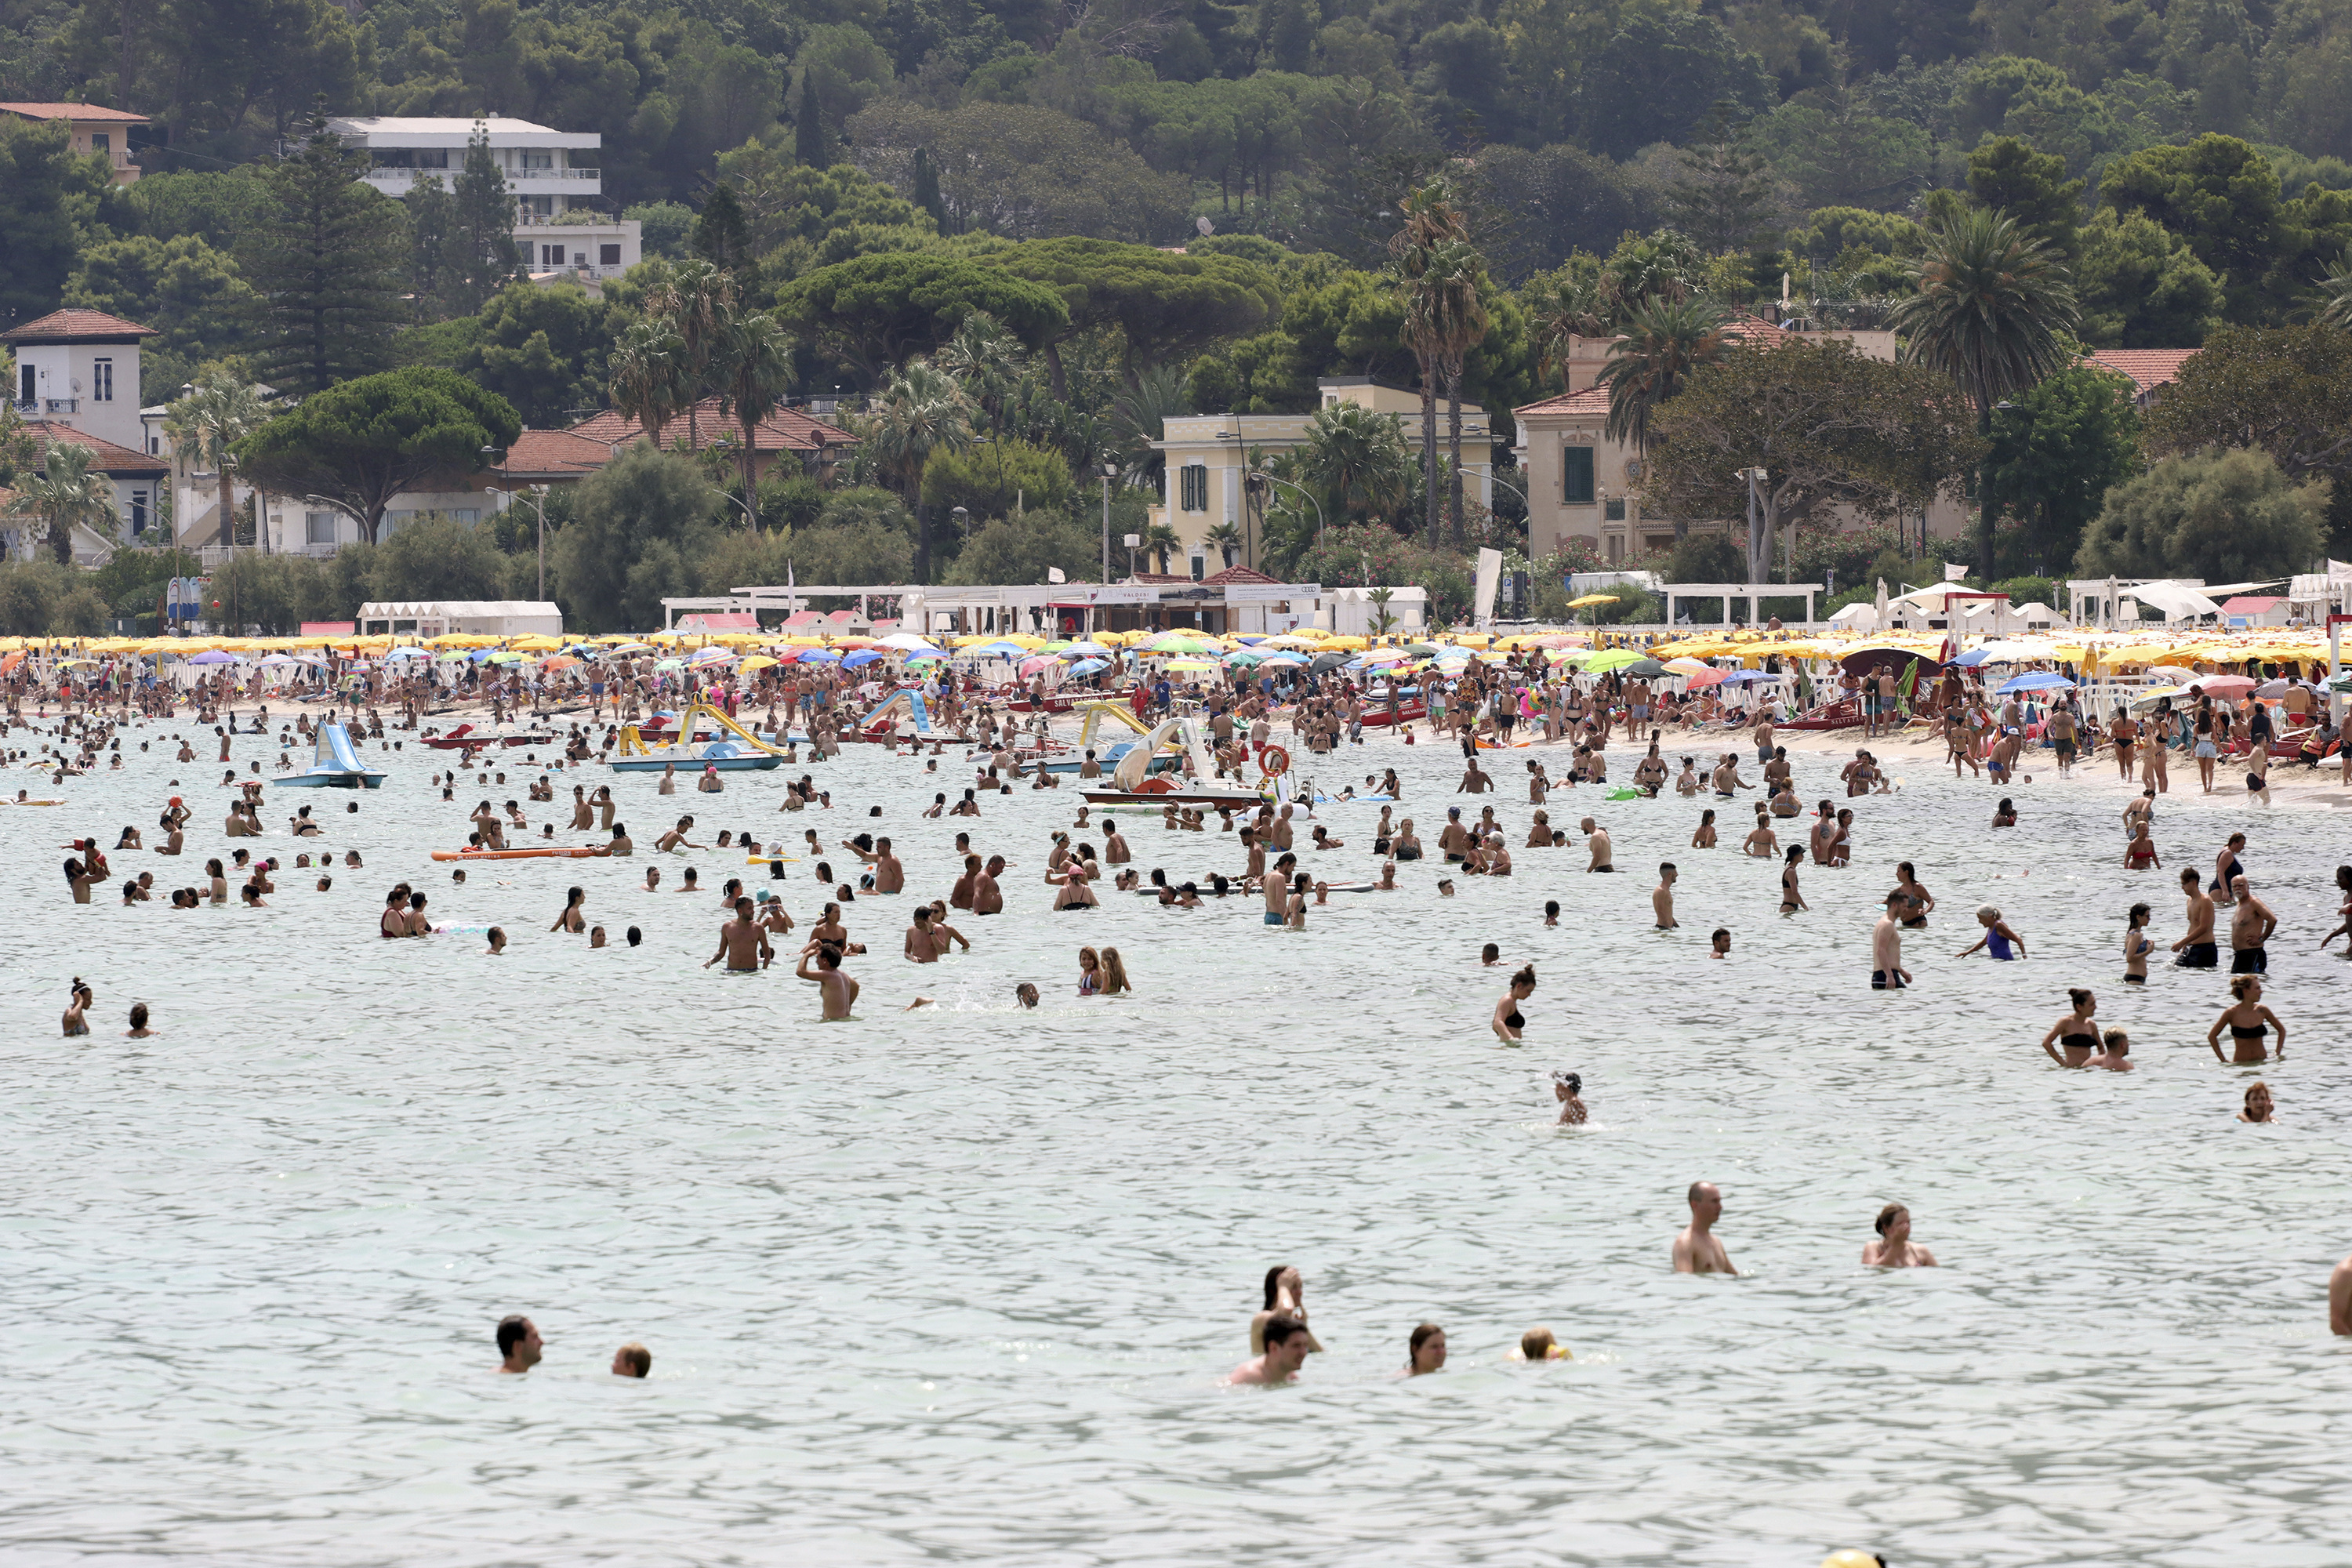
[1672,1181,1737,1275]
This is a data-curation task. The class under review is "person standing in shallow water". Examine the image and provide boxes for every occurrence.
[1672,1181,1737,1275]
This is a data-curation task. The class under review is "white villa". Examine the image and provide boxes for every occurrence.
[326,115,641,281]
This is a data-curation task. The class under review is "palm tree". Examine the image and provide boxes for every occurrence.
[1531,270,1610,394]
[1110,362,1191,488]
[610,320,688,445]
[1890,206,2078,577]
[645,259,735,449]
[1205,519,1242,568]
[1295,402,1414,528]
[862,359,972,582]
[165,371,270,550]
[1144,522,1182,574]
[936,311,1024,434]
[8,441,121,564]
[2316,248,2352,328]
[713,308,797,517]
[1595,297,1741,543]
[1389,180,1469,546]
[1425,238,1492,546]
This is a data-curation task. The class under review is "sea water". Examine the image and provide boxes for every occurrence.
[5,720,2352,1566]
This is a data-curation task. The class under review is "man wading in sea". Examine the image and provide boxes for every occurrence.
[1672,1182,1737,1275]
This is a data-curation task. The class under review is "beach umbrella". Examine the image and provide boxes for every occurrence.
[903,650,945,663]
[1624,658,1668,677]
[383,647,429,661]
[605,641,655,656]
[2188,673,2256,696]
[877,632,940,652]
[1307,650,1353,674]
[1402,643,1439,658]
[1018,655,1059,675]
[2254,678,2297,698]
[1062,641,1114,657]
[257,653,303,666]
[737,655,779,673]
[1067,657,1109,677]
[1684,668,1729,689]
[971,640,1030,659]
[1662,657,1712,676]
[1566,593,1619,609]
[840,649,884,669]
[652,658,684,673]
[1719,670,1784,686]
[1260,650,1310,666]
[1997,672,2074,694]
[187,650,240,665]
[686,646,735,666]
[797,648,843,663]
[1583,648,1647,673]
[1165,658,1220,672]
[2144,665,2198,684]
[541,655,581,671]
[1951,647,1992,666]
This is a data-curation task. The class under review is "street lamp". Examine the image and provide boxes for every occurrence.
[1247,470,1325,548]
[481,445,552,600]
[951,505,970,544]
[1099,459,1118,585]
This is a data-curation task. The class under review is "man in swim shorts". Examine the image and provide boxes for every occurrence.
[2172,869,2218,967]
[1582,817,1613,872]
[1871,891,1912,989]
[2228,874,2274,973]
[705,895,773,971]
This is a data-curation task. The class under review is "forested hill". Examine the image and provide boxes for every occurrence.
[7,0,2351,266]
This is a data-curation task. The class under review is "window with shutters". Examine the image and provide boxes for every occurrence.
[1178,463,1209,512]
[1562,445,1595,506]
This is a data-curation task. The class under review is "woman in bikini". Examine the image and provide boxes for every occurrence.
[2039,988,2101,1067]
[63,978,93,1037]
[1779,845,1808,913]
[2124,818,2160,870]
[1491,964,1535,1042]
[550,884,587,933]
[1077,946,1102,996]
[1893,862,1933,927]
[2123,902,2154,982]
[2208,975,2285,1064]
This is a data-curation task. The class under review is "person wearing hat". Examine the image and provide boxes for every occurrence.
[697,762,724,793]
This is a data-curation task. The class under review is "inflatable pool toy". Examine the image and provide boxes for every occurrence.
[429,846,606,862]
[745,855,800,865]
[276,722,387,789]
[1606,786,1646,800]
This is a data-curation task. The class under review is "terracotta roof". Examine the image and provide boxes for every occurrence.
[1201,564,1280,586]
[2,307,160,343]
[20,420,169,475]
[2085,349,2198,397]
[1513,386,1611,419]
[566,397,857,452]
[0,102,150,123]
[497,428,613,478]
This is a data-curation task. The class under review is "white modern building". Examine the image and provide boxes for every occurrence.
[326,115,641,281]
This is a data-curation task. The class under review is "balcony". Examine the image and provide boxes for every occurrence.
[16,397,78,416]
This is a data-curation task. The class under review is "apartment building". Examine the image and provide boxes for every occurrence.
[326,115,641,280]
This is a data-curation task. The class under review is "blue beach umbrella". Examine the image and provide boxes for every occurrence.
[1998,672,2074,694]
[840,649,884,668]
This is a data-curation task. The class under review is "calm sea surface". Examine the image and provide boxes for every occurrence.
[6,718,2352,1566]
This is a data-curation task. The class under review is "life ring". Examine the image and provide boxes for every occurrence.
[1260,745,1291,779]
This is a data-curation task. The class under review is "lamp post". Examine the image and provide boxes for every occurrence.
[1099,458,1117,586]
[1247,470,1325,550]
[481,445,552,599]
[952,506,970,545]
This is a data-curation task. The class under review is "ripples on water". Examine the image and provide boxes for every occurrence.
[5,721,2351,1565]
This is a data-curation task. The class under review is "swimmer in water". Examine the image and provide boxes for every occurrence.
[2207,974,2284,1064]
[1653,862,1678,928]
[2123,902,2154,982]
[1710,927,1730,959]
[795,946,859,1019]
[1861,1203,1938,1267]
[1955,903,2025,960]
[2238,1080,2274,1121]
[1553,1070,1586,1124]
[495,1315,543,1374]
[1516,1326,1572,1361]
[2040,988,2100,1068]
[1491,964,1534,1042]
[1403,1323,1446,1376]
[1672,1181,1737,1275]
[1229,1315,1312,1385]
[2090,1029,2133,1071]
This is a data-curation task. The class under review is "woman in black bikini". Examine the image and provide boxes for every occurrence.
[2040,987,2100,1067]
[1894,862,1933,927]
[1780,845,1808,913]
[1491,964,1535,1042]
[2208,975,2285,1064]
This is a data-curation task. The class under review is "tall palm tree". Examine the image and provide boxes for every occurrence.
[1425,239,1492,546]
[1145,522,1183,574]
[1205,519,1242,568]
[165,372,270,550]
[610,320,688,445]
[8,441,121,564]
[936,311,1024,434]
[645,259,735,450]
[862,359,972,583]
[1595,297,1741,543]
[713,308,797,517]
[1389,180,1469,546]
[1890,206,2078,577]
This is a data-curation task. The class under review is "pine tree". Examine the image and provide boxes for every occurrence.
[794,75,828,169]
[692,184,755,274]
[403,175,458,321]
[243,107,406,396]
[1663,101,1780,257]
[452,129,522,311]
[912,147,948,234]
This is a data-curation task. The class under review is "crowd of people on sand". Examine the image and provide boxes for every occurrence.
[28,645,2352,1363]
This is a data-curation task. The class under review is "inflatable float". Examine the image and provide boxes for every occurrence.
[276,722,387,789]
